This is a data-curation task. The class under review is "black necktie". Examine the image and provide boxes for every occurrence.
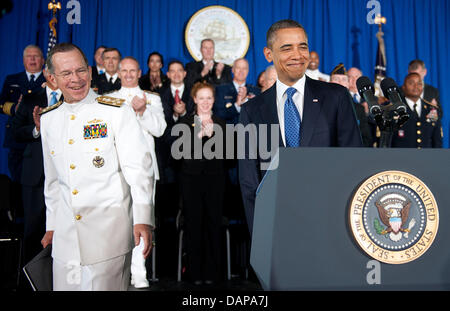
[30,74,35,84]
[109,77,114,85]
[413,103,419,117]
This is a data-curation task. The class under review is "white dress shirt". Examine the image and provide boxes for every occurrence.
[33,87,62,138]
[26,71,42,82]
[405,97,422,117]
[233,80,247,113]
[105,72,119,84]
[170,84,187,121]
[276,75,306,146]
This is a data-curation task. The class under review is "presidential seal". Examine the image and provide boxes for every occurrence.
[349,171,439,264]
[185,5,250,65]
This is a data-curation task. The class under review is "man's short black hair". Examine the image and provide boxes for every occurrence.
[266,19,308,49]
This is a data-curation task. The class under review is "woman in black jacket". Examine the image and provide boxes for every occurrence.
[177,81,227,285]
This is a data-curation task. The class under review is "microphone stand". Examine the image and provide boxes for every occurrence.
[375,102,409,148]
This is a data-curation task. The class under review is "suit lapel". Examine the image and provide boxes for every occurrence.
[257,84,283,147]
[300,77,323,146]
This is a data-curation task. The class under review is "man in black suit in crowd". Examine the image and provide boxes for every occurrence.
[239,20,362,233]
[0,44,45,221]
[96,47,122,94]
[156,60,194,278]
[185,39,232,86]
[11,68,62,264]
[408,59,442,118]
[90,45,107,91]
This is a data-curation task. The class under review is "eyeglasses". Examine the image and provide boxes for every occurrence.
[55,67,89,80]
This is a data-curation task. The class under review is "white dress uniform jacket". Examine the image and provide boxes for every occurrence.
[40,89,154,266]
[111,86,166,181]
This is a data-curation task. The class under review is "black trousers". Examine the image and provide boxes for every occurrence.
[181,173,225,282]
[21,184,46,264]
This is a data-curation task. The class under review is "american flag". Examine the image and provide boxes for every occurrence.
[47,17,58,57]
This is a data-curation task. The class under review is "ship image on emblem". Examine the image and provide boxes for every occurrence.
[374,193,415,242]
[349,171,439,264]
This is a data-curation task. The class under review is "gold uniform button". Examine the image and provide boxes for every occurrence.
[28,90,32,94]
[72,189,79,195]
[417,138,422,143]
[417,130,421,135]
[417,122,421,126]
[51,151,55,155]
[70,115,76,120]
[95,148,99,152]
[68,139,74,145]
[70,164,76,170]
[75,215,82,221]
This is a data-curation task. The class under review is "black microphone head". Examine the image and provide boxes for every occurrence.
[356,76,374,96]
[380,77,398,97]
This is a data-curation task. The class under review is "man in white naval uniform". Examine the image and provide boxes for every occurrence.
[39,43,154,291]
[112,56,166,288]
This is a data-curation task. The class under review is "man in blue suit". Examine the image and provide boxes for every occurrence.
[214,58,260,125]
[238,20,363,233]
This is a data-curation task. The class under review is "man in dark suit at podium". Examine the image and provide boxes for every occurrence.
[11,68,62,264]
[239,20,362,233]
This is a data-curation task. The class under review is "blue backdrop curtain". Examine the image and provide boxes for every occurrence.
[0,0,449,176]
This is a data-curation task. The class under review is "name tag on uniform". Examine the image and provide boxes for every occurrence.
[84,123,108,139]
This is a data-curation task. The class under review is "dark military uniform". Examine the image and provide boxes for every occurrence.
[1,71,45,180]
[391,100,442,148]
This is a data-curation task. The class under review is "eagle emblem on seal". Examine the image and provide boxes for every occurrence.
[374,193,416,242]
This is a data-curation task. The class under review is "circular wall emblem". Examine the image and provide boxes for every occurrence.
[349,171,439,264]
[185,5,250,65]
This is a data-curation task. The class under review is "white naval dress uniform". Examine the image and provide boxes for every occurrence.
[305,69,330,82]
[111,86,166,287]
[40,89,154,291]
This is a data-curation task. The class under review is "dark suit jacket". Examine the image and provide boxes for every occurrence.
[238,77,363,232]
[391,99,442,148]
[96,73,121,95]
[90,66,105,91]
[11,88,63,186]
[177,114,227,176]
[185,60,232,86]
[423,83,442,118]
[1,71,45,151]
[156,85,195,183]
[139,71,170,95]
[214,82,261,125]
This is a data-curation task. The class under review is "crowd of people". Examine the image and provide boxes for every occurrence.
[0,18,443,291]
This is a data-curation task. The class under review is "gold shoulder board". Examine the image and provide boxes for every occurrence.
[96,96,125,107]
[39,101,63,115]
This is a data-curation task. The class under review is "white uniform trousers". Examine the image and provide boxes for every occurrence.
[131,178,156,284]
[53,252,132,291]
